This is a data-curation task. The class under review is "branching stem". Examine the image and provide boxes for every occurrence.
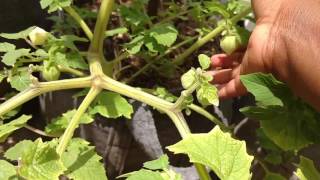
[89,0,114,54]
[172,82,200,111]
[57,65,87,77]
[56,87,101,155]
[173,7,252,65]
[64,6,93,40]
[0,77,92,117]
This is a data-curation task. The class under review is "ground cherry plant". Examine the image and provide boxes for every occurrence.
[0,0,320,180]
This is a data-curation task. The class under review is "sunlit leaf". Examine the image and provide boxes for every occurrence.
[0,43,16,52]
[18,139,66,180]
[45,110,93,135]
[196,82,219,106]
[0,160,17,180]
[2,49,30,66]
[0,26,35,40]
[295,156,320,180]
[10,71,32,91]
[90,91,133,119]
[0,115,31,143]
[143,155,169,170]
[62,138,107,180]
[181,68,196,89]
[167,126,253,180]
[198,54,211,70]
[4,140,34,161]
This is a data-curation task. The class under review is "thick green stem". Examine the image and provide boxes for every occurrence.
[167,112,211,180]
[64,6,93,40]
[194,164,211,180]
[172,82,200,111]
[56,87,101,155]
[57,65,87,77]
[101,76,173,111]
[88,0,115,75]
[167,112,191,138]
[0,77,92,117]
[173,7,252,65]
[89,0,115,54]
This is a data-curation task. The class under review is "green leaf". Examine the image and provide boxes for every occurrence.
[256,128,281,151]
[264,173,286,180]
[256,129,283,165]
[90,91,133,119]
[167,126,253,180]
[10,71,32,91]
[227,0,251,14]
[264,152,283,165]
[0,43,16,52]
[198,54,211,70]
[66,52,88,70]
[0,160,17,180]
[240,73,285,106]
[40,0,54,9]
[18,139,66,180]
[34,49,49,57]
[295,156,320,180]
[4,140,34,161]
[144,36,166,53]
[60,35,88,50]
[143,155,169,170]
[119,154,181,180]
[62,138,108,180]
[45,110,93,135]
[2,49,30,66]
[204,1,230,18]
[153,87,178,102]
[0,26,36,39]
[241,105,312,151]
[0,115,31,142]
[196,82,219,106]
[148,24,178,47]
[105,27,128,37]
[126,35,144,54]
[1,107,21,120]
[240,73,320,151]
[40,0,73,13]
[119,5,150,27]
[181,68,196,89]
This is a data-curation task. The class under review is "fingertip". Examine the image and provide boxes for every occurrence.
[211,54,227,67]
[207,69,233,84]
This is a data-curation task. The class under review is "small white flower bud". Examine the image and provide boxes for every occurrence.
[28,27,49,46]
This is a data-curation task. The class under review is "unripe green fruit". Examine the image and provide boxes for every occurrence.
[42,61,60,81]
[28,27,49,46]
[220,35,241,55]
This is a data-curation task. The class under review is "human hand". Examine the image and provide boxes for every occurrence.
[210,0,284,98]
[210,0,320,111]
